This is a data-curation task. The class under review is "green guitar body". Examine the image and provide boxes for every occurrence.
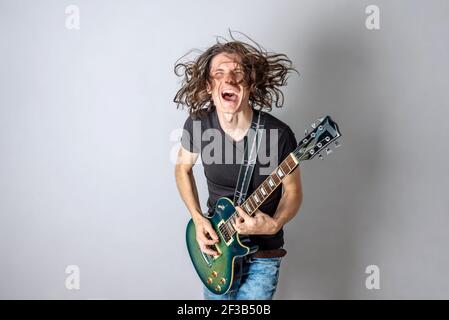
[185,197,257,295]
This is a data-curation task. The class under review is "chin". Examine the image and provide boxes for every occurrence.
[216,98,248,114]
[220,103,241,114]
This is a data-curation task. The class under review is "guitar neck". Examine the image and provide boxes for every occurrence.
[240,153,299,216]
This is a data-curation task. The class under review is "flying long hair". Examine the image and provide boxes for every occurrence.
[173,31,298,118]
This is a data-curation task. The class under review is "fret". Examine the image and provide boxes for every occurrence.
[290,152,299,165]
[244,202,252,213]
[279,163,290,177]
[286,155,296,170]
[274,172,281,180]
[256,189,264,202]
[245,198,252,212]
[285,162,292,175]
[282,160,290,172]
[248,197,256,212]
[290,156,297,167]
[248,197,256,213]
[245,198,253,213]
[260,185,267,196]
[277,167,284,178]
[271,173,280,184]
[284,157,292,171]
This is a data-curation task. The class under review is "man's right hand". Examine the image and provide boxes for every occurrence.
[194,216,220,256]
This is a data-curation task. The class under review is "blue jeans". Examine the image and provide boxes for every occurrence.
[203,255,282,300]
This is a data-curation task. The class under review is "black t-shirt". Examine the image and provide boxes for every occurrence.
[181,106,297,250]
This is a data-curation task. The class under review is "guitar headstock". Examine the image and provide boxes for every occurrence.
[293,116,342,161]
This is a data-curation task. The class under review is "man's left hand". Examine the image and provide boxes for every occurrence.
[232,206,280,235]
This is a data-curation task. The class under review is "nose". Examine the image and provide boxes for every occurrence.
[224,71,237,85]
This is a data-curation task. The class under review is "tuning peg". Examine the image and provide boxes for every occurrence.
[311,123,316,129]
[326,148,333,155]
[304,129,308,135]
[334,141,341,148]
[318,153,324,160]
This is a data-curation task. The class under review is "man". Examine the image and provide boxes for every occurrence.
[174,36,303,300]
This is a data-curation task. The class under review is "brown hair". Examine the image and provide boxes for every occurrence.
[173,31,298,118]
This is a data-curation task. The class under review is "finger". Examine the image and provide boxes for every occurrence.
[203,243,219,256]
[198,234,218,245]
[204,225,219,241]
[254,210,266,218]
[232,221,244,234]
[235,206,251,220]
[202,238,218,246]
[200,245,218,256]
[197,230,216,244]
[231,220,237,232]
[233,210,245,223]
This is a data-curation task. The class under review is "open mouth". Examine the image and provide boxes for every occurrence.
[221,89,239,103]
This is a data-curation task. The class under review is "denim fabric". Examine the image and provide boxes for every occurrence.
[203,255,282,300]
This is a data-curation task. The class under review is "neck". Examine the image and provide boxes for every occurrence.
[216,105,253,139]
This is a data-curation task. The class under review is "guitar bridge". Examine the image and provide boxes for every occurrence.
[201,245,222,266]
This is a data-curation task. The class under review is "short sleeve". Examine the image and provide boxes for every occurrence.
[181,116,201,154]
[279,126,297,162]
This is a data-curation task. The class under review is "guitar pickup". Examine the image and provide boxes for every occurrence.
[217,220,234,246]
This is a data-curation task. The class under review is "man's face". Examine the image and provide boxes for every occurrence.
[207,52,250,114]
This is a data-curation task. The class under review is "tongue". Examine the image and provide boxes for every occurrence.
[224,93,237,102]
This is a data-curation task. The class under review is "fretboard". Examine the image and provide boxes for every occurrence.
[217,153,300,243]
[240,153,299,216]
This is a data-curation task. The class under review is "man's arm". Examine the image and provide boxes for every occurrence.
[272,167,303,231]
[233,167,303,235]
[175,146,219,255]
[175,146,202,221]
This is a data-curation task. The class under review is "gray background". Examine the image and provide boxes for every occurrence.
[0,0,448,299]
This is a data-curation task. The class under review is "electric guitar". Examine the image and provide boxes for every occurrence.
[185,115,342,294]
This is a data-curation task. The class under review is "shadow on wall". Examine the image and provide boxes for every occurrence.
[276,15,386,299]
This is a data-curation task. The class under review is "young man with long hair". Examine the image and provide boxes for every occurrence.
[174,33,303,300]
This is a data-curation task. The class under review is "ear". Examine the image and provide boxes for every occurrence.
[206,81,212,95]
